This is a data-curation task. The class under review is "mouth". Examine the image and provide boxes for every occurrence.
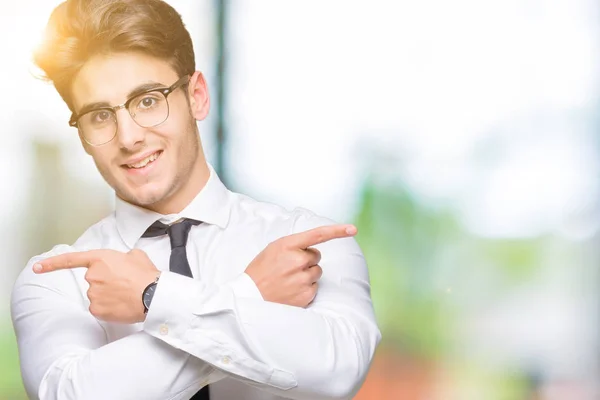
[122,150,163,172]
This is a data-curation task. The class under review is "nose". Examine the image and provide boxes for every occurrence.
[115,108,146,150]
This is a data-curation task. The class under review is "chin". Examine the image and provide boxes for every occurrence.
[119,185,169,208]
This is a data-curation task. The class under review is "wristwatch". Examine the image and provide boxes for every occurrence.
[142,274,161,314]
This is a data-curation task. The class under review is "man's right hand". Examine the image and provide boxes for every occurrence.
[244,224,358,308]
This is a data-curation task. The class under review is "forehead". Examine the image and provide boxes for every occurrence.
[71,52,179,111]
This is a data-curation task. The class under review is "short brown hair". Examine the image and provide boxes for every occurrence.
[35,0,196,110]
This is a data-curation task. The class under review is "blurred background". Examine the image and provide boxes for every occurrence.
[1,0,600,398]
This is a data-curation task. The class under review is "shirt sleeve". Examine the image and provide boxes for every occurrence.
[143,211,382,400]
[10,245,214,400]
[228,272,264,300]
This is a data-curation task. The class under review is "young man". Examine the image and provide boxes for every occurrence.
[10,1,380,399]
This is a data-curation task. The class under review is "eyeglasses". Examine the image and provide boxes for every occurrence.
[69,75,190,146]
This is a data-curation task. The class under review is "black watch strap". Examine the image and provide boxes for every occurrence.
[142,274,161,313]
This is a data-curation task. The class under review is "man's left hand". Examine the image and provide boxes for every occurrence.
[33,249,159,323]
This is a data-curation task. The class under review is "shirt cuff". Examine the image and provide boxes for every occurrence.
[228,273,264,301]
[143,271,198,340]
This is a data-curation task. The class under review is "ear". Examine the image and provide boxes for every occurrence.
[187,71,210,121]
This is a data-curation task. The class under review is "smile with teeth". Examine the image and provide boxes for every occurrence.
[127,152,161,169]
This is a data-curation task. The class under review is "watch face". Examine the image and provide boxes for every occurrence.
[143,283,157,310]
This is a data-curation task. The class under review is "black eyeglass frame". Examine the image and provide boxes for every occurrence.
[68,74,190,146]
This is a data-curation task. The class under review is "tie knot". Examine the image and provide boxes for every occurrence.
[168,219,201,248]
[142,218,202,249]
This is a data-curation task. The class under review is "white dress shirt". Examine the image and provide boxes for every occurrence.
[11,165,381,400]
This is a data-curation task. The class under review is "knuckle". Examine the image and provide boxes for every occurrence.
[313,265,323,279]
[88,304,100,317]
[84,269,98,283]
[293,253,308,266]
[297,294,308,307]
[310,285,318,301]
[302,286,317,305]
[302,273,313,286]
[306,248,320,264]
[287,252,305,267]
[312,249,322,263]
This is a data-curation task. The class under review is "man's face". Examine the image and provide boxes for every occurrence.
[70,52,208,211]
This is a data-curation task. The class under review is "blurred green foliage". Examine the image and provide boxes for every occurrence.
[354,179,545,356]
[0,324,26,399]
[353,178,546,398]
[354,180,461,358]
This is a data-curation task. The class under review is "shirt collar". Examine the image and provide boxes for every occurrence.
[115,164,231,249]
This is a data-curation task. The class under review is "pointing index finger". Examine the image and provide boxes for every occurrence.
[287,224,357,249]
[33,250,99,274]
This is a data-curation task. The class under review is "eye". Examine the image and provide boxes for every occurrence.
[136,95,162,110]
[90,110,112,124]
[141,97,156,108]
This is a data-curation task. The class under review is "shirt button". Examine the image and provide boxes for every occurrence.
[159,324,169,336]
[221,356,231,365]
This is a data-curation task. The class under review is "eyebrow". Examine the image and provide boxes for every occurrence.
[76,81,167,116]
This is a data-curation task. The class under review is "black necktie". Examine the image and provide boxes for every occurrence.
[142,218,211,400]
